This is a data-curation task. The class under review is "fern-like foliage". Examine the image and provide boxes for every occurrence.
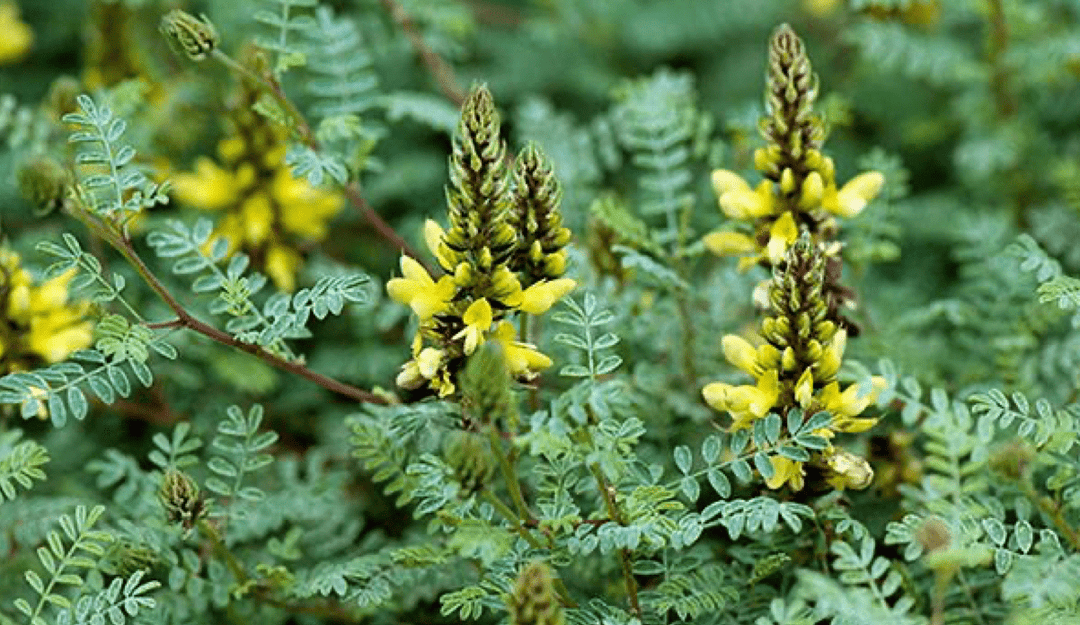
[797,524,927,625]
[146,218,372,357]
[254,0,318,74]
[205,404,278,510]
[0,345,163,427]
[553,292,623,379]
[54,570,160,625]
[609,69,706,245]
[63,94,169,217]
[14,505,113,625]
[0,429,49,504]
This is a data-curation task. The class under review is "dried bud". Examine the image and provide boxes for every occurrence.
[160,10,219,62]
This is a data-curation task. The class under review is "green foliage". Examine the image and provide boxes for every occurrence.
[7,1,1080,624]
[0,430,49,504]
[13,505,113,625]
[63,95,169,218]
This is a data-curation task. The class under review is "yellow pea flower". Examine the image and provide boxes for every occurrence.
[386,256,455,321]
[703,231,757,257]
[518,278,577,315]
[424,219,458,272]
[766,212,799,265]
[492,320,552,379]
[170,157,238,211]
[766,455,805,490]
[721,334,759,376]
[823,171,885,218]
[455,298,493,355]
[702,368,779,430]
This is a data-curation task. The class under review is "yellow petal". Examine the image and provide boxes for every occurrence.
[800,170,825,209]
[794,368,814,408]
[828,376,887,419]
[722,334,758,375]
[417,347,444,379]
[765,456,805,490]
[815,329,847,381]
[424,219,457,271]
[766,212,798,264]
[265,244,300,292]
[702,382,734,412]
[703,231,757,257]
[170,157,238,211]
[519,278,576,315]
[711,169,752,199]
[832,171,885,218]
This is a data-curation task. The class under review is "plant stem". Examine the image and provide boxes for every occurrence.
[587,461,642,621]
[73,207,387,405]
[482,490,542,550]
[379,0,466,108]
[487,425,532,523]
[209,49,432,274]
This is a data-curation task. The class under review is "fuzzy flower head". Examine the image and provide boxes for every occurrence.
[702,25,884,271]
[702,238,881,491]
[388,85,574,398]
[0,250,93,378]
[170,66,344,292]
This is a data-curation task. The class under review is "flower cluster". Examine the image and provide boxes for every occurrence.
[0,249,93,374]
[0,1,32,66]
[170,52,344,292]
[388,85,574,397]
[702,24,884,276]
[702,25,885,492]
[703,238,884,490]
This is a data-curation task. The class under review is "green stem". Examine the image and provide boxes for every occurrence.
[198,518,247,583]
[487,426,532,523]
[481,490,542,550]
[587,461,642,621]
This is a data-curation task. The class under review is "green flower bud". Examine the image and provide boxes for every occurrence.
[159,469,207,530]
[508,561,565,625]
[160,10,219,62]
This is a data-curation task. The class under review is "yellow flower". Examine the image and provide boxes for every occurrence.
[518,278,576,315]
[703,231,757,257]
[396,347,455,396]
[238,192,274,245]
[794,369,814,408]
[424,219,458,272]
[721,334,759,376]
[386,256,456,321]
[814,328,846,381]
[493,320,552,379]
[823,171,885,218]
[0,1,32,65]
[170,157,238,211]
[823,448,874,490]
[766,455,805,490]
[455,298,493,355]
[274,168,344,240]
[765,212,799,265]
[818,376,886,431]
[265,244,301,293]
[711,170,775,219]
[702,368,779,430]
